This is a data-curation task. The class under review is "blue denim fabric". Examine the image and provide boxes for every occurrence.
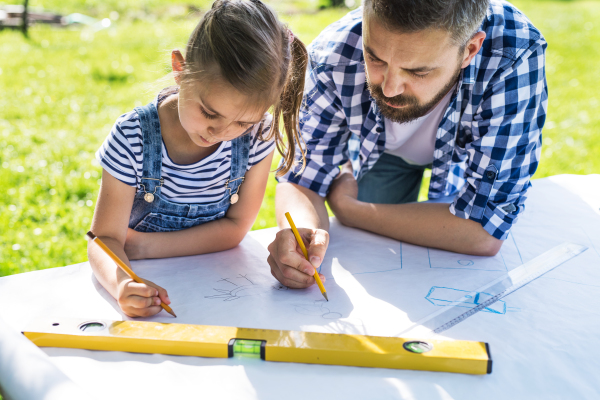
[357,153,429,205]
[128,102,251,233]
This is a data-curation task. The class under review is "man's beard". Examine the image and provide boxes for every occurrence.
[367,66,462,124]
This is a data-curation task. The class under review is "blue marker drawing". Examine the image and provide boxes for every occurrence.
[457,260,474,266]
[425,286,520,314]
[427,248,507,271]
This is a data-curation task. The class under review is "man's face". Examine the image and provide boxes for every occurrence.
[363,11,464,124]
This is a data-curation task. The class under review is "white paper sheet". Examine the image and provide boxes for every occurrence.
[1,174,599,399]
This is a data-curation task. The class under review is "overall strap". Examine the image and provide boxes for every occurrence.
[229,125,254,180]
[134,102,163,194]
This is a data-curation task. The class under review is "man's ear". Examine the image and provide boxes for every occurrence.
[171,50,185,84]
[461,31,486,69]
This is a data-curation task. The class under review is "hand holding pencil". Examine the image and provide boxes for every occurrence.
[284,212,329,301]
[87,231,177,318]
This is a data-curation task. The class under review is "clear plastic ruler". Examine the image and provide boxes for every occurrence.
[399,242,588,338]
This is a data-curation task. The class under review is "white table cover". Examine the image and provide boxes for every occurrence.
[1,174,599,400]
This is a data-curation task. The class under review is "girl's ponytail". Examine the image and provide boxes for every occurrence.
[181,1,308,177]
[272,33,308,177]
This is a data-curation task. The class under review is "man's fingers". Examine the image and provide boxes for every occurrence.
[268,255,314,289]
[306,229,329,271]
[275,229,316,275]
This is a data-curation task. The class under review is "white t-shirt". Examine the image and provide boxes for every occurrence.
[384,86,455,165]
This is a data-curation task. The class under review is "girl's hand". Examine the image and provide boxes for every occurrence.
[116,275,171,318]
[124,228,144,260]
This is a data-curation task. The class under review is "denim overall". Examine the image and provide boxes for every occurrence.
[128,102,251,233]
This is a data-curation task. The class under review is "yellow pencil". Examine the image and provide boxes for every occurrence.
[284,212,328,301]
[86,231,177,317]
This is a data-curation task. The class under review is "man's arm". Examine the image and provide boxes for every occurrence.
[327,36,547,255]
[269,48,353,288]
[327,168,501,256]
[275,182,329,231]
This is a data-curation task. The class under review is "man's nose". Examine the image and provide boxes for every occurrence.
[382,71,405,98]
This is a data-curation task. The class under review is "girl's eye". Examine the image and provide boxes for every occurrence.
[199,106,217,120]
[238,122,250,129]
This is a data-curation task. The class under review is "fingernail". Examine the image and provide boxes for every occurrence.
[166,296,171,304]
[305,267,316,276]
[154,298,161,305]
[310,256,321,268]
[320,274,326,282]
[155,290,159,296]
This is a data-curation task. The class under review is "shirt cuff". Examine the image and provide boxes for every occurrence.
[449,197,522,240]
[276,165,331,198]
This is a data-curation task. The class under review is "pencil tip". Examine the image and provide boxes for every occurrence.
[323,292,329,301]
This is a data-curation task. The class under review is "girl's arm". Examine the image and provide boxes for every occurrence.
[89,170,170,317]
[125,149,275,259]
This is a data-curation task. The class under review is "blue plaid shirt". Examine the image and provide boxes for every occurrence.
[278,0,548,240]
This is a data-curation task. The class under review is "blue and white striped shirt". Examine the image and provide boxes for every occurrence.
[278,1,548,240]
[96,94,275,204]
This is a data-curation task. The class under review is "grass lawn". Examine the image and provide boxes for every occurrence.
[0,0,598,277]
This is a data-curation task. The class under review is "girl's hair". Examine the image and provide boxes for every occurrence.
[183,0,307,176]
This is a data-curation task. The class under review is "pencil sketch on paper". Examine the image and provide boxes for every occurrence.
[425,286,520,314]
[204,274,288,301]
[293,299,342,320]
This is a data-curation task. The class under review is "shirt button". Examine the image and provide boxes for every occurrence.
[486,171,496,179]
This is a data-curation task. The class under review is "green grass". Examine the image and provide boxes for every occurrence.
[1,0,599,277]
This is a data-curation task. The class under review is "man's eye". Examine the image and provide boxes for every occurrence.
[411,72,429,79]
[368,55,383,64]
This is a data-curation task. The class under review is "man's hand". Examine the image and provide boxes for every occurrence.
[267,228,328,288]
[327,161,359,225]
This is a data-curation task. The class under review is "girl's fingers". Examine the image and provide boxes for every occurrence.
[124,304,162,318]
[156,286,170,305]
[127,294,161,309]
[125,281,158,298]
[139,278,170,305]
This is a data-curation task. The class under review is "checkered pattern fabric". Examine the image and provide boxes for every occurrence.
[278,0,548,240]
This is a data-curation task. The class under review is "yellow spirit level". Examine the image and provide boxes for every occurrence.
[23,317,491,375]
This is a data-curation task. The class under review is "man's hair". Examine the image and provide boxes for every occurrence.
[363,0,490,47]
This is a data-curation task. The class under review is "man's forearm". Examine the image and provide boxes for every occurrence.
[276,182,330,231]
[335,199,502,256]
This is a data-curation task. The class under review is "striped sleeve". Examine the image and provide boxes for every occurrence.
[95,111,143,187]
[247,113,275,169]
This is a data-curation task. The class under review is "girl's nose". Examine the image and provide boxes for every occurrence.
[207,126,220,138]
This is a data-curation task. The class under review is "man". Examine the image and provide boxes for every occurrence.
[268,0,547,289]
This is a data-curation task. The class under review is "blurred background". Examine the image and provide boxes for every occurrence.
[0,0,598,277]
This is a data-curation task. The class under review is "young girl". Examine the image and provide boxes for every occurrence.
[88,0,307,318]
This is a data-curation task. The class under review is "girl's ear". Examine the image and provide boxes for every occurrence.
[171,50,185,84]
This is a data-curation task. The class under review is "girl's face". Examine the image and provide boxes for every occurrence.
[177,77,267,148]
